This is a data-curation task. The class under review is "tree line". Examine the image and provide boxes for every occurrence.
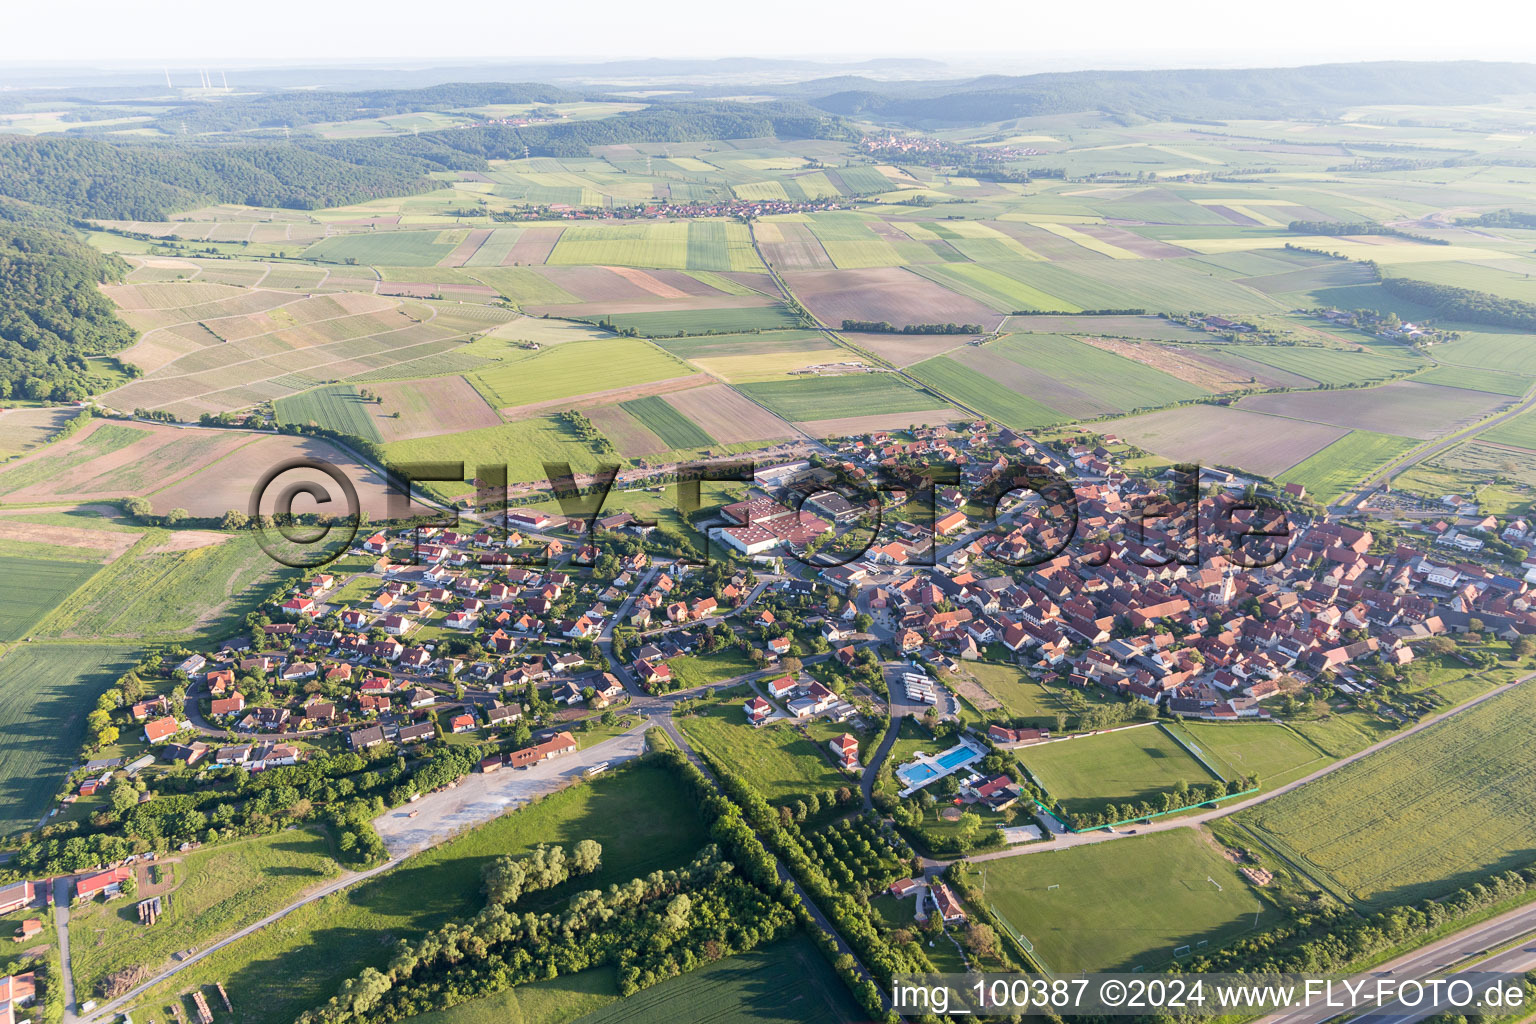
[1380,275,1536,331]
[841,319,984,334]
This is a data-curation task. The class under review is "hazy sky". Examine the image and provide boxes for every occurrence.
[7,0,1535,66]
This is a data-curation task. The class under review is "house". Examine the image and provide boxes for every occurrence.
[988,724,1048,745]
[555,680,584,705]
[348,725,386,751]
[13,917,43,942]
[380,614,413,636]
[506,731,578,769]
[0,971,36,1021]
[967,774,1021,811]
[745,695,773,724]
[485,703,524,728]
[593,674,625,706]
[281,596,315,617]
[446,609,477,630]
[143,716,179,744]
[0,881,34,916]
[929,881,967,924]
[767,635,793,656]
[407,688,436,709]
[830,732,859,770]
[449,713,476,733]
[766,675,799,700]
[75,866,133,902]
[210,693,246,717]
[935,510,968,536]
[888,878,921,898]
[398,722,435,744]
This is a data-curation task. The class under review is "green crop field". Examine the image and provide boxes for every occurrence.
[0,553,103,641]
[1415,365,1536,397]
[736,374,944,422]
[981,829,1278,973]
[655,331,827,359]
[909,356,1064,428]
[122,761,710,1024]
[0,643,136,836]
[469,339,692,408]
[1163,722,1331,787]
[676,698,848,804]
[305,231,458,267]
[1234,682,1536,910]
[992,333,1209,410]
[41,533,294,641]
[1021,724,1220,817]
[1480,408,1536,449]
[380,416,613,495]
[596,305,802,335]
[1436,329,1536,377]
[273,384,384,441]
[1222,344,1422,386]
[547,222,691,270]
[619,396,713,448]
[70,829,342,1000]
[912,263,1080,313]
[0,423,148,497]
[1276,430,1416,502]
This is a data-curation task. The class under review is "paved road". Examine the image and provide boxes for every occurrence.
[967,669,1536,864]
[373,726,650,858]
[53,877,77,1018]
[1258,900,1536,1024]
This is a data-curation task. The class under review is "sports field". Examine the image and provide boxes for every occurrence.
[1021,725,1220,818]
[1234,682,1536,910]
[982,829,1277,972]
[1164,722,1331,787]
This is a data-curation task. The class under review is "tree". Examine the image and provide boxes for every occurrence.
[108,779,139,815]
[165,507,190,525]
[572,839,603,874]
[964,922,998,959]
[664,893,691,932]
[221,509,250,530]
[123,496,152,520]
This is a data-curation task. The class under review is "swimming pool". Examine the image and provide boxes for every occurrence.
[894,742,983,791]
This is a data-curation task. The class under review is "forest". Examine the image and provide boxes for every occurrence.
[1381,275,1536,330]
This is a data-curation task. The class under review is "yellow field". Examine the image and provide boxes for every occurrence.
[1169,236,1524,263]
[688,350,860,382]
[734,181,790,201]
[1036,222,1143,259]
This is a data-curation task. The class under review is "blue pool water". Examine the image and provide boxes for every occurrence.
[937,746,977,770]
[896,763,940,787]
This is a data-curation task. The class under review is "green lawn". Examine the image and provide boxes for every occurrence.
[123,761,710,1024]
[69,828,342,1001]
[0,643,137,836]
[1163,722,1331,788]
[959,663,1117,725]
[406,932,862,1024]
[979,829,1278,972]
[1021,724,1219,817]
[664,649,756,689]
[675,699,849,804]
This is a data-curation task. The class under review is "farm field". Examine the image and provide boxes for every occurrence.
[736,374,948,423]
[988,333,1209,412]
[1022,724,1220,818]
[594,305,801,336]
[980,829,1277,973]
[1218,344,1422,387]
[69,829,342,1001]
[0,643,137,836]
[675,699,848,805]
[619,395,713,449]
[371,375,504,441]
[123,762,710,1024]
[0,552,104,641]
[1414,365,1536,397]
[39,531,293,641]
[908,355,1063,429]
[659,383,797,444]
[1236,381,1505,440]
[1479,407,1536,449]
[0,406,75,460]
[1233,681,1536,910]
[1434,329,1536,377]
[273,384,385,441]
[1276,430,1417,502]
[379,416,614,494]
[1100,405,1347,477]
[469,339,694,410]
